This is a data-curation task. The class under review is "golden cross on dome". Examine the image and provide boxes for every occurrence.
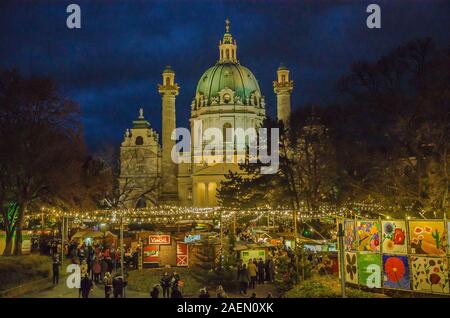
[225,18,230,33]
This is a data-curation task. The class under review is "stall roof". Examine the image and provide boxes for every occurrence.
[72,229,117,240]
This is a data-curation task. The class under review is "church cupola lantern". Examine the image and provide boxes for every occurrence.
[219,18,238,64]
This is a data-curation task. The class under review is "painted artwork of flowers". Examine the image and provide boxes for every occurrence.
[382,255,410,289]
[411,256,449,293]
[381,221,407,254]
[357,221,380,252]
[344,219,357,251]
[409,221,447,256]
[344,252,358,284]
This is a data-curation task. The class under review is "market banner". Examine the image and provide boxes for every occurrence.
[148,234,171,245]
[143,245,159,263]
[176,242,188,266]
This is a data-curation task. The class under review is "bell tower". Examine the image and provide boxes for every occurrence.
[158,65,180,203]
[273,63,294,124]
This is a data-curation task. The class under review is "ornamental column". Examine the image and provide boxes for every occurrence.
[273,63,294,124]
[158,65,179,203]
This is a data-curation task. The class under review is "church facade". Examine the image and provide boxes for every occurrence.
[119,19,294,208]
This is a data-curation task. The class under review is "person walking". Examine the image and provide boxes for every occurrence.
[238,264,250,295]
[52,255,60,285]
[257,258,265,284]
[160,272,171,298]
[103,272,113,298]
[247,259,257,289]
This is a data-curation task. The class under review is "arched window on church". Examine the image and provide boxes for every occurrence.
[223,123,232,161]
[281,74,286,83]
[135,136,144,145]
[226,49,230,60]
[165,77,171,86]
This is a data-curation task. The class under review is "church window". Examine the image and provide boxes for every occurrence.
[226,49,230,60]
[135,136,144,145]
[165,77,171,86]
[281,74,286,83]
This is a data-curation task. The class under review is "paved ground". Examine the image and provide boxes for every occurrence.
[24,280,148,298]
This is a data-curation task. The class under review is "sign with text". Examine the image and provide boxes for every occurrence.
[184,234,201,243]
[148,235,171,245]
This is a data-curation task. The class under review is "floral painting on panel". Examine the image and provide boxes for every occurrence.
[344,252,358,284]
[409,221,447,256]
[382,255,410,290]
[357,221,380,252]
[381,221,407,254]
[411,256,449,293]
[344,219,356,251]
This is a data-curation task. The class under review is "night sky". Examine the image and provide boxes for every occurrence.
[1,0,449,151]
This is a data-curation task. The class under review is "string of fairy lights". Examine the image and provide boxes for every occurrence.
[23,201,437,226]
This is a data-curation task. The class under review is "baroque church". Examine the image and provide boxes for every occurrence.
[119,19,294,208]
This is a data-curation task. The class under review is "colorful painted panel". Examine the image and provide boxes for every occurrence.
[448,222,450,255]
[357,221,380,252]
[358,253,382,288]
[381,221,407,254]
[344,252,358,284]
[411,256,449,293]
[382,255,410,290]
[344,219,356,251]
[409,220,447,256]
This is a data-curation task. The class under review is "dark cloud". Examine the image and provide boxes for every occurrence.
[1,0,449,150]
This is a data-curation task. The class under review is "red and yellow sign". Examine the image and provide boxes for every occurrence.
[148,235,171,245]
[143,245,159,263]
[176,242,188,267]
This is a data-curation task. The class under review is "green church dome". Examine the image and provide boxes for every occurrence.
[196,62,261,103]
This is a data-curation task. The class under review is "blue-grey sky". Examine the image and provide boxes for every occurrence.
[1,0,449,150]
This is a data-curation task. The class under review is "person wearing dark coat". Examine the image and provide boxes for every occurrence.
[112,274,127,298]
[150,284,160,298]
[160,272,171,298]
[238,264,250,295]
[171,285,183,298]
[257,258,265,284]
[80,275,93,298]
[52,256,60,285]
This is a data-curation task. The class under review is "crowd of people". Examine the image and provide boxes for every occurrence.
[237,257,275,295]
[50,239,141,298]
